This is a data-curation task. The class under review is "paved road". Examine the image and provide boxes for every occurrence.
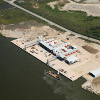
[3,0,100,44]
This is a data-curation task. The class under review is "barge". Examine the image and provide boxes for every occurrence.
[47,71,61,80]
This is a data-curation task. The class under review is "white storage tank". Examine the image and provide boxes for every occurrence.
[67,42,70,46]
[54,40,57,44]
[65,43,68,47]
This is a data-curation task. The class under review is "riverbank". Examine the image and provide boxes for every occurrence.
[82,76,100,95]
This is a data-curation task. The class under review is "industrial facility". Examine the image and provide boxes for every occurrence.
[11,35,100,83]
[38,36,79,64]
[11,33,100,95]
[65,56,79,64]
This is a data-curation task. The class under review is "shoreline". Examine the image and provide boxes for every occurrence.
[82,80,100,95]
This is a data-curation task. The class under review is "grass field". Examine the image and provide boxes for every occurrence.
[0,0,47,25]
[0,9,34,24]
[0,0,65,32]
[15,0,100,40]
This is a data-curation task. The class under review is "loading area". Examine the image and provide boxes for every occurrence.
[11,35,100,81]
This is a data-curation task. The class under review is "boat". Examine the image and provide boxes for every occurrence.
[47,71,61,80]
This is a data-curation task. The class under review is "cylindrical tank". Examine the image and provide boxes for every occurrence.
[67,42,70,46]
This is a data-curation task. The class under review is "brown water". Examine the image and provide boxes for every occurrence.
[0,35,100,100]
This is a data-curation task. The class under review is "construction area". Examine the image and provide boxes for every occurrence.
[11,34,100,83]
[11,36,80,81]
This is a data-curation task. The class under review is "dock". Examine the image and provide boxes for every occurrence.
[47,71,61,80]
[11,38,80,81]
[11,36,99,81]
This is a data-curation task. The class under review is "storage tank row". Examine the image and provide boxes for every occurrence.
[52,43,79,57]
[38,37,79,60]
[44,38,57,47]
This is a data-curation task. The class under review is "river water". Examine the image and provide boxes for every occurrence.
[0,2,100,100]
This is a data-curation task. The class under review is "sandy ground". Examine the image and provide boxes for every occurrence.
[48,0,100,16]
[92,77,100,95]
[82,76,100,95]
[47,1,59,9]
[0,20,59,41]
[84,0,100,4]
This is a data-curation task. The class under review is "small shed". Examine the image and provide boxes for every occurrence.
[65,56,79,64]
[89,68,100,78]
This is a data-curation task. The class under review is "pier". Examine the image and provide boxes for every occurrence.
[11,37,82,81]
[11,36,100,82]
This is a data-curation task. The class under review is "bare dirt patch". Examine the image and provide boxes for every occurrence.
[82,45,98,54]
[91,77,100,95]
[0,20,59,41]
[92,77,100,86]
[48,0,100,16]
[84,0,100,4]
[47,0,70,9]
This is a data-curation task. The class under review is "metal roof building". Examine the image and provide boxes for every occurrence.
[39,37,79,62]
[89,68,100,78]
[65,56,79,64]
[39,41,53,51]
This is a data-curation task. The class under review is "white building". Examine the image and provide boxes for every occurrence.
[89,68,100,78]
[65,55,79,64]
[39,36,79,61]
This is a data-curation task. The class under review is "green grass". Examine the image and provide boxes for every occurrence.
[0,9,36,24]
[0,0,48,25]
[0,0,6,4]
[15,0,100,40]
[0,0,37,24]
[0,1,65,32]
